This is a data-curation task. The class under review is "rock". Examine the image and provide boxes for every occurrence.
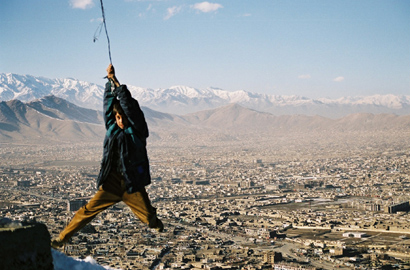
[0,219,53,270]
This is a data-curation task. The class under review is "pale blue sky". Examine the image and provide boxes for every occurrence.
[1,0,409,98]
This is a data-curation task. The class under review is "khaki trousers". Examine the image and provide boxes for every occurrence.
[59,171,159,242]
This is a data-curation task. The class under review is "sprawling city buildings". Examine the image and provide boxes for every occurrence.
[1,131,410,269]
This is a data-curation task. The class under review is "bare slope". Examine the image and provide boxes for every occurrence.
[183,103,410,134]
[0,97,409,144]
[0,98,104,143]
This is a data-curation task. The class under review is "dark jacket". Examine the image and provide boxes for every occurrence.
[96,81,151,193]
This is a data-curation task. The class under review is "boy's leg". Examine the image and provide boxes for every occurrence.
[58,186,122,243]
[122,187,163,231]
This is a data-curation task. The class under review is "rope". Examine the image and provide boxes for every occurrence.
[96,0,112,64]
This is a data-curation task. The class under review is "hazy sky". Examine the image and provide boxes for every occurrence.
[1,0,409,98]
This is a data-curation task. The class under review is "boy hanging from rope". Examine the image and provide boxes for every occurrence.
[52,64,163,248]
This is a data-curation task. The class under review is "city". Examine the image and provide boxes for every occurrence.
[1,129,410,269]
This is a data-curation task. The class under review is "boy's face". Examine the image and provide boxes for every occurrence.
[115,113,128,129]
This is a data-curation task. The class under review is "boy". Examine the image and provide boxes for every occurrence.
[52,64,163,248]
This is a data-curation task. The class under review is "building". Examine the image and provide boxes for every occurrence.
[14,180,30,187]
[329,247,344,256]
[385,201,410,214]
[263,251,282,264]
[67,199,87,212]
[342,232,367,238]
[369,203,381,212]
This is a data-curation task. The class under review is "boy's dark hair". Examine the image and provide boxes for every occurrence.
[113,100,124,115]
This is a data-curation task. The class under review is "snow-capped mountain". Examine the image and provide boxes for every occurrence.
[1,73,410,118]
[0,73,103,110]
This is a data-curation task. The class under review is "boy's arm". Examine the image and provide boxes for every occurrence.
[114,85,149,139]
[106,64,148,138]
[103,64,119,130]
[103,81,117,130]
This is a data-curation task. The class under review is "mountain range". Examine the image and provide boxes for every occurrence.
[2,73,410,118]
[1,95,409,144]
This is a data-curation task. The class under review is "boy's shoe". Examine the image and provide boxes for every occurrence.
[155,219,164,233]
[51,237,66,249]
